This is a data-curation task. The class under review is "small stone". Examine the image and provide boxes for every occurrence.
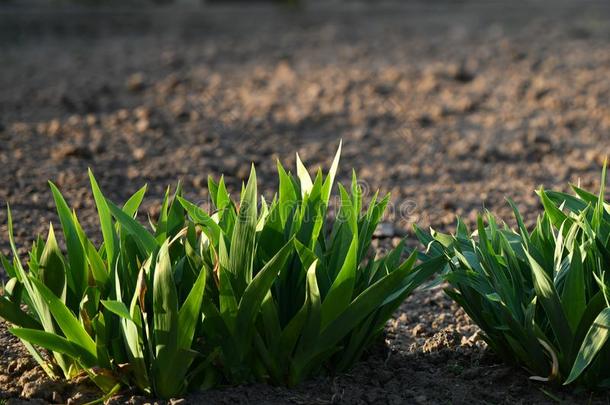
[117,109,130,121]
[134,106,151,119]
[411,323,426,337]
[67,115,81,126]
[127,166,140,179]
[132,147,146,160]
[52,391,64,403]
[422,329,461,353]
[135,119,150,133]
[127,72,146,92]
[47,119,61,136]
[21,381,53,399]
[192,175,206,189]
[20,382,35,398]
[51,144,92,161]
[7,361,16,373]
[85,114,97,126]
[160,73,181,93]
[274,61,296,85]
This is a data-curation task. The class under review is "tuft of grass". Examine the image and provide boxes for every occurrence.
[417,165,610,388]
[0,144,437,397]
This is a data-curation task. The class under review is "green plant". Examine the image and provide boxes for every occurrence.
[417,167,610,388]
[178,144,441,385]
[0,174,210,399]
[0,144,439,396]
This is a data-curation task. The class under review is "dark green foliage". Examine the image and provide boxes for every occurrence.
[0,145,434,397]
[418,167,610,388]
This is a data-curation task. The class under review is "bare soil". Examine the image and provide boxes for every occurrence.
[1,1,610,403]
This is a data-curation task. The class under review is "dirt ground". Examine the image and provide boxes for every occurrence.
[1,1,610,403]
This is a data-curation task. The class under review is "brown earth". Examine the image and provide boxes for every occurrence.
[1,1,610,403]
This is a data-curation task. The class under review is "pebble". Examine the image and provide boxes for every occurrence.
[133,147,146,160]
[135,118,150,133]
[51,144,92,160]
[127,72,147,92]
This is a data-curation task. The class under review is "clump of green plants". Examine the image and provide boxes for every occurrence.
[0,144,439,398]
[417,167,610,388]
[0,174,209,399]
[185,146,441,386]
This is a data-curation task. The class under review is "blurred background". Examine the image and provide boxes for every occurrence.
[1,0,609,247]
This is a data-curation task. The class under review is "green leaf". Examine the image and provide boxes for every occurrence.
[236,239,294,349]
[321,233,358,329]
[21,340,60,378]
[561,244,586,332]
[153,241,178,354]
[107,199,158,254]
[228,165,257,296]
[123,185,148,217]
[177,196,222,243]
[565,308,610,384]
[260,291,282,347]
[537,188,574,232]
[297,260,321,353]
[177,265,207,350]
[0,252,16,280]
[38,224,66,300]
[294,239,317,270]
[209,175,231,212]
[48,182,87,302]
[10,327,97,368]
[305,251,420,363]
[5,204,25,281]
[320,141,342,206]
[207,176,219,207]
[101,300,133,321]
[29,278,97,358]
[525,250,574,356]
[507,198,531,244]
[5,205,56,334]
[277,160,298,226]
[0,296,42,329]
[296,153,313,196]
[218,264,238,332]
[86,240,109,289]
[593,160,607,232]
[88,169,117,267]
[545,191,589,214]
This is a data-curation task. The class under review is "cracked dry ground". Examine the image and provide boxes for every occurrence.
[1,2,610,404]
